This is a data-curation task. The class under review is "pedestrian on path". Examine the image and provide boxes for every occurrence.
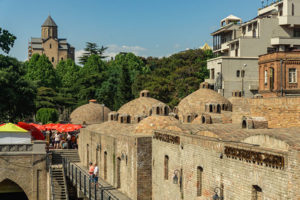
[94,163,99,186]
[88,162,94,182]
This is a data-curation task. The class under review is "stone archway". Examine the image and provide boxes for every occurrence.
[0,179,28,200]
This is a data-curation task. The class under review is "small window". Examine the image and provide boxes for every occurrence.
[236,70,240,77]
[61,57,64,61]
[164,155,169,180]
[51,57,54,62]
[292,3,295,16]
[49,44,52,49]
[294,28,300,37]
[197,167,203,196]
[289,68,297,83]
[211,69,215,79]
[264,70,268,85]
[252,185,262,200]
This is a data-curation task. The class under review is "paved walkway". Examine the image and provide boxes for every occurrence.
[68,162,131,200]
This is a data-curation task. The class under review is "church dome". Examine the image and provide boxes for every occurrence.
[70,100,111,125]
[117,90,168,118]
[134,115,179,135]
[177,87,231,122]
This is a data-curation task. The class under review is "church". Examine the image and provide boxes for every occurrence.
[28,16,75,67]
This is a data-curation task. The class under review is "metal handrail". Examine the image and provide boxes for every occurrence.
[49,166,55,200]
[63,157,122,200]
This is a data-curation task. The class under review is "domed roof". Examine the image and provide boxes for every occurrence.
[70,100,111,125]
[177,88,231,119]
[134,115,179,135]
[117,90,167,117]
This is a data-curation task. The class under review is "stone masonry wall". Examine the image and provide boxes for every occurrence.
[152,133,293,200]
[229,97,300,128]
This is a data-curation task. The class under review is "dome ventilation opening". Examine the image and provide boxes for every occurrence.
[242,116,268,129]
[140,90,150,97]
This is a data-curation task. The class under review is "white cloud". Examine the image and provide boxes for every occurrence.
[75,44,147,63]
[104,44,147,59]
[75,49,85,65]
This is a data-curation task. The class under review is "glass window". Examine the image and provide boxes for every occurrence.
[264,70,268,85]
[294,29,300,37]
[289,68,297,83]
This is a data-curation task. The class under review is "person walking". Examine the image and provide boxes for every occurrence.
[54,132,60,149]
[88,162,94,183]
[94,163,99,186]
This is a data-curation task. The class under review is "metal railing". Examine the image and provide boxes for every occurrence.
[49,166,55,200]
[62,158,120,200]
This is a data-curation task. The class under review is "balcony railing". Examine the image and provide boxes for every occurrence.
[0,144,33,152]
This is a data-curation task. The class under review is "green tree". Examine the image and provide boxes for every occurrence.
[0,27,16,54]
[56,59,80,88]
[36,108,59,124]
[79,42,108,65]
[25,54,58,89]
[0,55,36,122]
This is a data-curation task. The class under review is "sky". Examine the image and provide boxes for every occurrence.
[0,0,262,62]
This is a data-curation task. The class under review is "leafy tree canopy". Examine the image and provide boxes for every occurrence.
[0,55,36,122]
[25,54,58,89]
[79,42,108,65]
[0,27,16,54]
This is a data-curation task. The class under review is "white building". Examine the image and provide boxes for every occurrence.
[206,0,300,98]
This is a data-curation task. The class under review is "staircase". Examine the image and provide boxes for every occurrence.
[51,149,80,164]
[50,165,69,200]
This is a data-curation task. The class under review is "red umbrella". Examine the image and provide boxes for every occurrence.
[43,123,55,130]
[18,122,45,140]
[29,123,46,131]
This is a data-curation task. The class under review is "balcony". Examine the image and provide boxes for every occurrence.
[279,16,300,26]
[271,37,300,46]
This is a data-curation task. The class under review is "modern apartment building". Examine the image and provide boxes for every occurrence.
[206,0,300,98]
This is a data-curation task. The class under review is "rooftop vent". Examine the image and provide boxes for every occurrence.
[108,112,119,122]
[140,90,150,97]
[242,116,268,129]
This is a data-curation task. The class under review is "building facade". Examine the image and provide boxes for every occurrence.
[78,86,300,200]
[206,0,300,98]
[28,16,75,67]
[259,51,300,97]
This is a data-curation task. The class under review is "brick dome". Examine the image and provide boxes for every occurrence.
[117,90,168,118]
[70,100,111,125]
[177,88,232,122]
[134,115,179,135]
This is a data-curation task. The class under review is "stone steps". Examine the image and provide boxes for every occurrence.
[50,166,68,200]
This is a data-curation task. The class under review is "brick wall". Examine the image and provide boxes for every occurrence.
[152,131,295,200]
[230,97,300,128]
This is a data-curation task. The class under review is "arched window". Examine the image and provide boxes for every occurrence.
[242,120,247,129]
[117,157,121,188]
[51,57,54,62]
[164,155,169,180]
[252,185,262,200]
[209,105,213,112]
[201,116,206,124]
[156,107,160,115]
[187,115,191,123]
[127,116,131,123]
[164,106,169,115]
[49,43,52,49]
[104,152,107,180]
[217,104,221,113]
[197,166,203,196]
[61,57,63,61]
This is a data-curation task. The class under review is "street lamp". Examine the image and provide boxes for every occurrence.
[173,169,180,184]
[212,187,224,200]
[241,64,247,96]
